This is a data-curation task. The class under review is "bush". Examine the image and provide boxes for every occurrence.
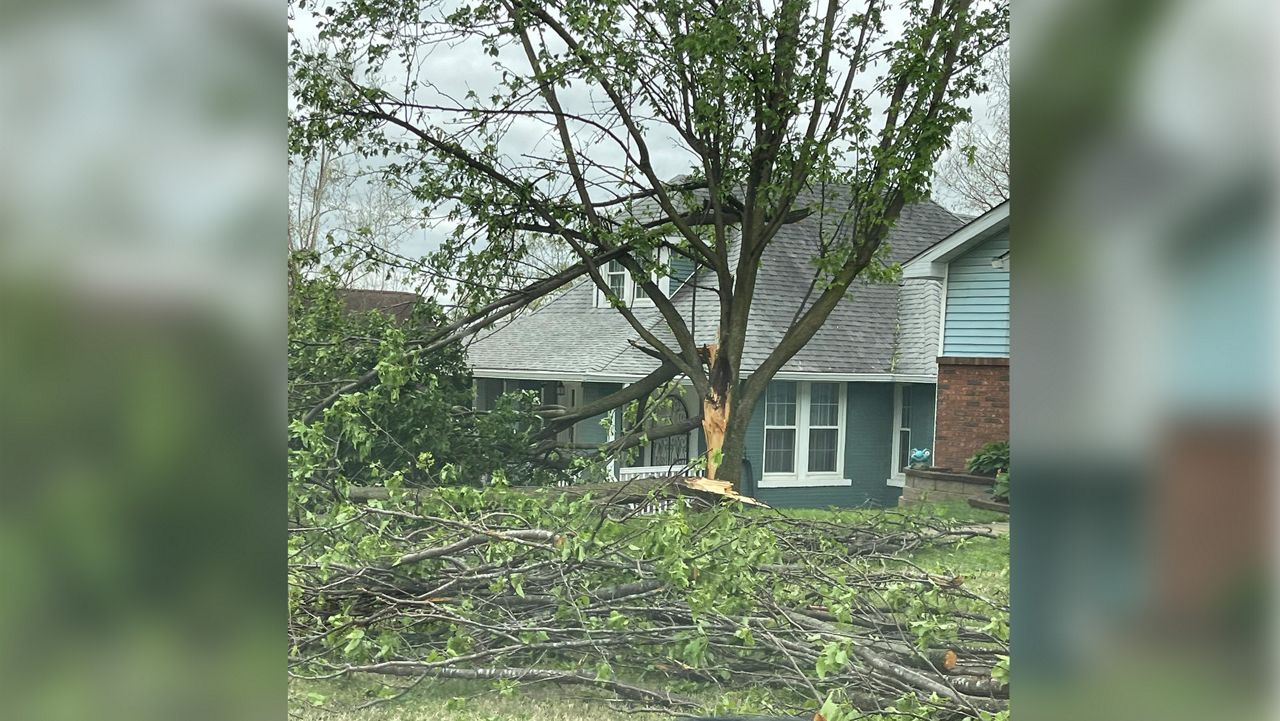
[992,470,1009,502]
[965,441,1009,477]
[288,256,562,488]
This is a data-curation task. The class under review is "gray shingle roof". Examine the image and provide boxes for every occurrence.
[466,197,964,379]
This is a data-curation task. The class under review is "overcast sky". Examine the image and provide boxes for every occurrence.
[289,3,1005,269]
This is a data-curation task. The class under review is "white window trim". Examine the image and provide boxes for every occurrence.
[594,248,671,308]
[760,381,851,488]
[888,383,908,487]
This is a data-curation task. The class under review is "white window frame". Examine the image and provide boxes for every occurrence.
[760,381,850,488]
[595,248,671,308]
[888,384,911,487]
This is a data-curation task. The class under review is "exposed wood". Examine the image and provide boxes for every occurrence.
[701,342,731,480]
[681,476,768,507]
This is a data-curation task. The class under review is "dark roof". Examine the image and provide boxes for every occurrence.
[338,288,422,324]
[466,198,964,379]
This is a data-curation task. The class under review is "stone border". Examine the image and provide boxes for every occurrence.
[967,496,1010,514]
[900,467,996,506]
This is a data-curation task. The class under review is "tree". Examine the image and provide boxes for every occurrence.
[291,0,1008,488]
[933,43,1008,214]
[288,142,433,291]
[289,256,566,495]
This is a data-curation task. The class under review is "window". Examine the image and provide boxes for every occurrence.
[476,378,552,411]
[594,249,670,308]
[762,381,848,487]
[556,381,579,448]
[604,260,628,301]
[764,383,797,473]
[646,398,690,468]
[808,382,840,473]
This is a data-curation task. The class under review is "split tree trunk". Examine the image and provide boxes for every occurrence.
[701,395,730,479]
[699,343,757,493]
[700,343,731,481]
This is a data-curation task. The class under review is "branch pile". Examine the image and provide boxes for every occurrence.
[289,484,1009,719]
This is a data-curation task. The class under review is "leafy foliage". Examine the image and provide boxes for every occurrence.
[288,484,1009,719]
[992,470,1009,502]
[289,0,1010,485]
[965,440,1009,477]
[288,253,564,492]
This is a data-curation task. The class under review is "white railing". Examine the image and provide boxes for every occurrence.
[617,464,685,481]
[551,465,691,514]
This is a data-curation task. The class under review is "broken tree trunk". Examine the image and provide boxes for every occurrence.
[701,342,731,480]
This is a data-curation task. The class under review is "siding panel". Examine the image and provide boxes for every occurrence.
[577,382,619,446]
[668,255,696,292]
[744,395,766,493]
[943,230,1009,356]
[751,381,899,508]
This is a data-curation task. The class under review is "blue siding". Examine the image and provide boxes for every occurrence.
[749,381,901,508]
[579,382,620,446]
[843,382,897,506]
[743,391,766,490]
[667,254,699,295]
[943,230,1009,356]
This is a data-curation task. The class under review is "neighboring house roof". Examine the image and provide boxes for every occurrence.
[338,288,422,324]
[466,195,966,382]
[901,200,1009,279]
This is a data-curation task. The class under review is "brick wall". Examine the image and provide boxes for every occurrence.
[932,356,1009,470]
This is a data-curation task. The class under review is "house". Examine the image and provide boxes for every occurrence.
[337,288,423,323]
[466,196,967,508]
[899,200,1010,472]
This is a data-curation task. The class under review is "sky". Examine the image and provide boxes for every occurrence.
[289,1,1007,279]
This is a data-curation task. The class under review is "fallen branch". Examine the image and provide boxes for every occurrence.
[290,487,1009,719]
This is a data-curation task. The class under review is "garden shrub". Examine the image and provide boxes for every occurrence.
[965,441,1009,477]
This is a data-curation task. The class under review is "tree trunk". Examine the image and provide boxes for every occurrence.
[699,341,768,494]
[716,417,748,490]
[706,386,761,494]
[701,394,730,479]
[700,344,731,480]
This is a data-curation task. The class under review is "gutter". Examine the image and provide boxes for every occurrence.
[470,367,937,385]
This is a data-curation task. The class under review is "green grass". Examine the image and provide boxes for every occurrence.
[290,676,666,721]
[292,503,1008,720]
[749,499,1007,526]
[908,533,1009,598]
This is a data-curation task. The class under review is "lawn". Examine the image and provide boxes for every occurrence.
[290,500,1009,721]
[289,676,669,721]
